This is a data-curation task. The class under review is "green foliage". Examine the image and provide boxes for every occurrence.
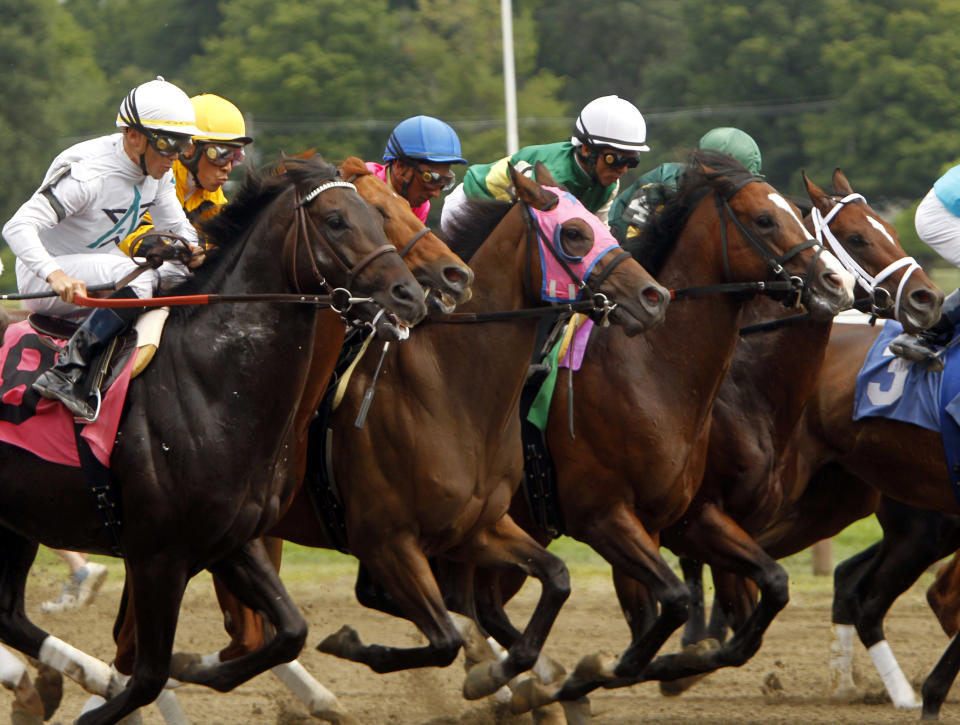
[0,0,107,224]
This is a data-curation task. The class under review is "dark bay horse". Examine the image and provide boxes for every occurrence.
[103,155,474,725]
[0,156,427,725]
[651,170,941,691]
[489,152,857,713]
[247,163,669,707]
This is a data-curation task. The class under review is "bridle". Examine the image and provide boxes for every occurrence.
[810,192,920,321]
[522,201,633,326]
[289,179,399,302]
[714,175,813,307]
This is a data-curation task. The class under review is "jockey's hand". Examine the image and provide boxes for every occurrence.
[187,244,206,269]
[45,270,87,304]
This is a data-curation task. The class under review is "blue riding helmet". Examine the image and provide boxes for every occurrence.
[383,115,467,164]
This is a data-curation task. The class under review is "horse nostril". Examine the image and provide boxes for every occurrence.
[910,289,936,307]
[823,271,845,289]
[443,265,471,289]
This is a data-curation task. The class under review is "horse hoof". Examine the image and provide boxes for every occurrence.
[533,654,567,685]
[571,651,617,681]
[32,663,63,719]
[317,625,362,658]
[10,709,44,725]
[509,676,559,714]
[560,696,591,725]
[532,702,567,725]
[463,659,505,700]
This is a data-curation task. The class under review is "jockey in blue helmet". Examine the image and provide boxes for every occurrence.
[365,115,467,222]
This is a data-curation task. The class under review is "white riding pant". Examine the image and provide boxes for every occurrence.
[16,251,190,318]
[439,183,470,241]
[916,188,960,268]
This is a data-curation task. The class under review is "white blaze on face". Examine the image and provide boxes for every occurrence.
[768,193,815,239]
[767,193,855,298]
[867,215,897,246]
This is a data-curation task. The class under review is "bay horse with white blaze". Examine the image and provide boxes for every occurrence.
[0,156,426,725]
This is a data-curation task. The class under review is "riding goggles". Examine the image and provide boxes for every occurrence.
[601,151,640,169]
[201,144,245,167]
[413,164,457,191]
[145,131,194,157]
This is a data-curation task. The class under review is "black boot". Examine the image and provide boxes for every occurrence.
[32,289,139,419]
[889,288,960,372]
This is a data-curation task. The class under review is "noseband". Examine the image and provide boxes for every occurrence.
[289,180,398,297]
[810,193,920,320]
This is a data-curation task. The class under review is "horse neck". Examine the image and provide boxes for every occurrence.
[726,297,833,445]
[401,207,540,427]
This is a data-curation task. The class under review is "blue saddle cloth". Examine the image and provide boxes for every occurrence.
[853,321,960,501]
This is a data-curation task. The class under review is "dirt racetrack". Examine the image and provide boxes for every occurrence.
[16,550,960,725]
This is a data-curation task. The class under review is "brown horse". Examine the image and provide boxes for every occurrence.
[472,151,857,713]
[651,170,940,688]
[0,156,427,725]
[191,163,667,715]
[102,156,474,725]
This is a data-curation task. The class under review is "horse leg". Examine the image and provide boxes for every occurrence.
[171,538,306,693]
[679,558,707,647]
[647,504,788,684]
[317,536,466,673]
[929,552,960,638]
[0,527,112,703]
[922,631,960,720]
[514,504,688,711]
[1,645,43,723]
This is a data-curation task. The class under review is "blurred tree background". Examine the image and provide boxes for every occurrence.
[4,0,960,286]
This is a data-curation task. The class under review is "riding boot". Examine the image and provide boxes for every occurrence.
[32,288,140,419]
[889,288,960,372]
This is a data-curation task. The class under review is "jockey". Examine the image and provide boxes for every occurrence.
[1,76,203,419]
[366,115,467,223]
[441,94,648,236]
[889,164,960,370]
[608,126,763,242]
[120,93,253,255]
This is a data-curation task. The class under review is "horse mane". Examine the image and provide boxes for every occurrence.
[626,149,754,276]
[165,155,341,319]
[440,198,514,263]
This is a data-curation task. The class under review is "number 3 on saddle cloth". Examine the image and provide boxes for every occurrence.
[853,320,960,503]
[0,316,152,468]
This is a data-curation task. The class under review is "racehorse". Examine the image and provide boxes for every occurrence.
[103,155,475,725]
[186,162,669,717]
[0,156,427,725]
[650,170,941,691]
[468,151,858,713]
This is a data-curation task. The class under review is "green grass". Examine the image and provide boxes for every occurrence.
[31,514,885,599]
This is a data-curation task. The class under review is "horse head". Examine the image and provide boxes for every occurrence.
[280,156,427,327]
[692,150,855,321]
[339,157,474,314]
[803,169,942,333]
[513,162,668,335]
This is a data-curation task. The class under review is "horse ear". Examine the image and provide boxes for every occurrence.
[802,170,832,213]
[533,161,560,188]
[509,163,558,211]
[832,168,854,196]
[340,156,369,178]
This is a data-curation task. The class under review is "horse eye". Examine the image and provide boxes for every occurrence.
[755,213,775,229]
[845,233,867,247]
[325,214,346,230]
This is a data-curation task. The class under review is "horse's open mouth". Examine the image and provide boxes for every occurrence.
[427,286,457,315]
[376,310,411,341]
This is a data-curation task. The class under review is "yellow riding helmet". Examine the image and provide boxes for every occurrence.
[190,94,253,145]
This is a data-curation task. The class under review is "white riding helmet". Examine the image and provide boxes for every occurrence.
[572,95,649,152]
[116,76,202,137]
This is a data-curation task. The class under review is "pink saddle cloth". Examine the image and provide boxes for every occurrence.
[0,321,134,467]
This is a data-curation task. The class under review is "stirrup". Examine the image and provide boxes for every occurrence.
[889,335,945,372]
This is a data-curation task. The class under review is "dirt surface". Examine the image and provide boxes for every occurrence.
[14,559,960,725]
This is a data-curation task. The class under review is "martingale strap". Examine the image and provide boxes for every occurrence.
[73,421,123,557]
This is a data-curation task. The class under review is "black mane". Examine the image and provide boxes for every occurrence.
[440,198,514,262]
[625,149,756,276]
[164,156,340,319]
